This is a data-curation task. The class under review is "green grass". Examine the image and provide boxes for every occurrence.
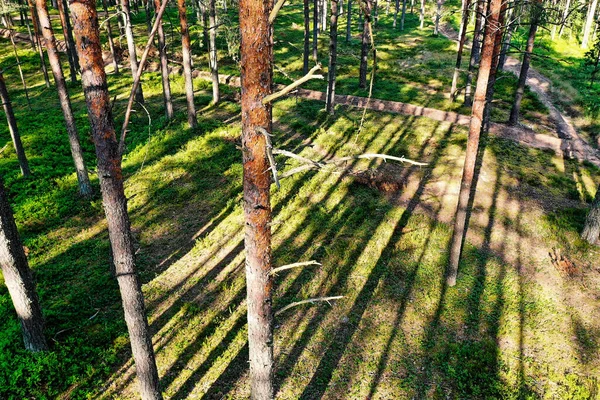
[0,2,600,399]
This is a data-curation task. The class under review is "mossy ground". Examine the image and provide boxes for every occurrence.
[0,2,599,399]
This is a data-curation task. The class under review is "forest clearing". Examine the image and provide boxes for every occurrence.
[0,0,600,397]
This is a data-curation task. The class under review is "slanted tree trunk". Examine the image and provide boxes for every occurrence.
[582,0,598,48]
[56,0,79,83]
[35,0,93,197]
[313,0,319,60]
[0,73,30,176]
[27,0,51,88]
[0,178,47,352]
[69,1,163,398]
[582,186,600,244]
[359,0,372,88]
[451,0,471,99]
[464,0,485,106]
[447,0,503,286]
[497,5,516,71]
[327,0,339,114]
[208,0,219,104]
[239,0,274,396]
[509,0,541,125]
[153,0,173,118]
[304,0,311,73]
[346,0,352,41]
[5,18,32,109]
[122,0,145,103]
[102,0,120,73]
[178,0,197,127]
[558,0,572,37]
[144,0,153,33]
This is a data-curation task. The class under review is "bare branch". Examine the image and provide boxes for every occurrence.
[262,64,324,104]
[275,296,343,316]
[118,0,169,157]
[256,127,280,189]
[332,153,428,166]
[273,148,324,168]
[269,0,287,24]
[270,260,321,275]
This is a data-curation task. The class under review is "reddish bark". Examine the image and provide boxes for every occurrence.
[464,0,486,107]
[239,0,274,395]
[69,0,162,398]
[447,0,503,286]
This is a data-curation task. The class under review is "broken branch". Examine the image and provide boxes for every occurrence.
[256,127,280,189]
[262,64,324,104]
[269,0,287,23]
[270,260,321,276]
[275,296,343,317]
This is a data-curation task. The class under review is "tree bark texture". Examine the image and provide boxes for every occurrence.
[177,0,197,127]
[419,0,424,28]
[509,0,540,125]
[0,178,47,352]
[582,186,600,244]
[239,0,275,395]
[153,0,173,118]
[35,0,92,197]
[464,0,486,106]
[122,0,145,103]
[434,0,442,34]
[359,0,372,88]
[327,0,339,113]
[481,0,506,132]
[450,0,471,99]
[447,0,503,286]
[69,1,162,398]
[0,73,30,177]
[208,0,220,104]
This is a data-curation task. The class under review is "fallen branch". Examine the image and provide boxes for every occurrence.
[333,153,428,166]
[275,296,343,316]
[118,0,169,157]
[270,260,321,276]
[262,64,323,104]
[256,127,280,189]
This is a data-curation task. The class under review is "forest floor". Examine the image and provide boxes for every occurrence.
[0,3,600,400]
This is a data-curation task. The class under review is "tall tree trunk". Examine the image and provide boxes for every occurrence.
[56,0,79,83]
[304,0,311,73]
[558,0,572,37]
[5,19,32,110]
[208,0,219,104]
[35,0,93,197]
[122,0,145,103]
[509,0,540,125]
[200,0,209,49]
[373,0,378,25]
[451,0,471,99]
[239,0,274,396]
[144,0,153,33]
[401,0,407,30]
[178,0,197,127]
[102,0,120,73]
[482,0,506,131]
[0,178,47,352]
[464,0,485,106]
[447,0,503,286]
[69,1,163,398]
[582,186,600,244]
[153,0,173,118]
[434,0,441,34]
[359,0,372,88]
[346,0,352,41]
[27,1,51,88]
[322,0,328,31]
[419,0,425,28]
[393,0,399,27]
[497,5,516,71]
[582,0,598,48]
[327,0,339,114]
[0,73,30,177]
[313,0,319,60]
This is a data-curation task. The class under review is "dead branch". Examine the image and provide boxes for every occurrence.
[275,296,343,316]
[118,0,169,157]
[256,127,280,189]
[270,260,321,275]
[273,148,324,168]
[262,64,324,104]
[333,153,428,166]
[269,0,287,23]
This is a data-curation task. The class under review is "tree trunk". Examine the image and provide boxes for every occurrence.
[122,0,145,103]
[56,0,79,83]
[497,5,516,71]
[346,0,352,41]
[69,1,163,398]
[359,0,372,88]
[464,0,485,106]
[434,0,441,34]
[313,0,319,60]
[509,0,540,125]
[419,0,424,28]
[582,0,598,48]
[327,0,339,114]
[35,0,93,197]
[5,19,32,110]
[144,0,153,33]
[447,0,503,286]
[153,0,173,118]
[582,186,600,244]
[322,0,328,31]
[304,0,311,73]
[199,0,209,49]
[177,0,197,127]
[558,0,572,37]
[393,0,399,27]
[208,0,219,104]
[451,0,471,99]
[401,0,407,30]
[27,1,51,88]
[0,178,47,352]
[482,0,506,131]
[0,73,30,177]
[102,0,120,73]
[239,0,275,396]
